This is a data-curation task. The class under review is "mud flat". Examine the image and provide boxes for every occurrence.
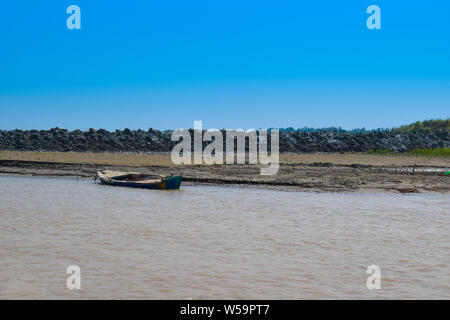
[0,151,448,194]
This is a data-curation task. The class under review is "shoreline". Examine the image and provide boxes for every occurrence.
[1,152,449,194]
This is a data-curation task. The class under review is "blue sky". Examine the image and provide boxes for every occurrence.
[1,0,449,130]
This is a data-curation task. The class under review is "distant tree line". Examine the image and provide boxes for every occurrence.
[279,119,449,134]
[279,126,388,133]
[390,119,449,133]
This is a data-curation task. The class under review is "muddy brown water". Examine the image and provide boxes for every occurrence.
[0,175,449,299]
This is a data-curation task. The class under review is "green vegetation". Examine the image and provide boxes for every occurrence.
[279,118,449,133]
[366,148,450,157]
[365,149,391,155]
[390,119,450,133]
[406,148,450,157]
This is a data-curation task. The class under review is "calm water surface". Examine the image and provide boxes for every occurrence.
[0,175,449,299]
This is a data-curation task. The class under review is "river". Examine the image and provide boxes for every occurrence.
[0,175,449,299]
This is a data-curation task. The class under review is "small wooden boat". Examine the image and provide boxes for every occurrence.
[97,170,182,190]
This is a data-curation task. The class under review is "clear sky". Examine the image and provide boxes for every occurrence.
[1,0,449,130]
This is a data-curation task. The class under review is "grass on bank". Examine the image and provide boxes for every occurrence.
[366,148,450,157]
[407,148,450,157]
[0,150,449,168]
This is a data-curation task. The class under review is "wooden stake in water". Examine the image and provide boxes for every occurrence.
[73,162,79,181]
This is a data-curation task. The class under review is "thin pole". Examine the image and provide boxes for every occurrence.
[73,162,79,181]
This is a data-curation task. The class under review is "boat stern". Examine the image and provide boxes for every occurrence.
[159,175,183,190]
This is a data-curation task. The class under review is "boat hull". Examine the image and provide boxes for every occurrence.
[98,171,182,190]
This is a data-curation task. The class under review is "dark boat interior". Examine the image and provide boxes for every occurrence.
[113,174,162,181]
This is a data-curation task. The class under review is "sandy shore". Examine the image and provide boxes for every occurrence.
[0,151,449,194]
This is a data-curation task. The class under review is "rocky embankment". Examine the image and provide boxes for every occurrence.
[0,128,449,153]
